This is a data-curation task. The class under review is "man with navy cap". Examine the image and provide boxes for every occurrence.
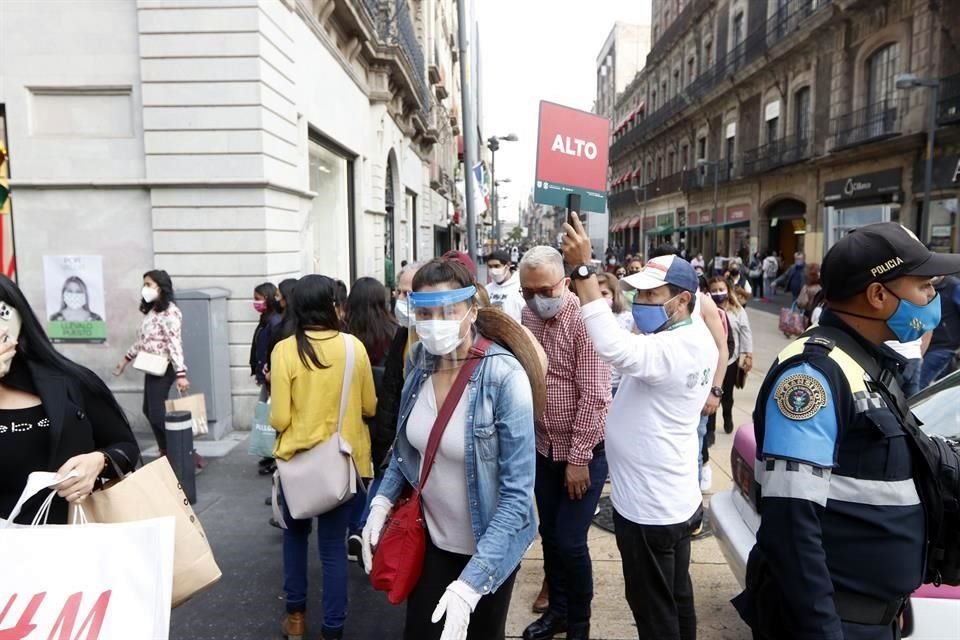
[562,214,718,640]
[732,222,960,640]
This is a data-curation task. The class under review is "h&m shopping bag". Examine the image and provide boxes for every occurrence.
[247,400,277,459]
[165,392,209,437]
[1,472,176,639]
[73,457,222,608]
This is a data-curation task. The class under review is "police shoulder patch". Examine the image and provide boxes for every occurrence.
[775,373,828,420]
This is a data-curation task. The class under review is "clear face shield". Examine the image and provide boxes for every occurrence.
[408,285,478,369]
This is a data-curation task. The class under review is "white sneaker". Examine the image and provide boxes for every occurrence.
[700,464,713,492]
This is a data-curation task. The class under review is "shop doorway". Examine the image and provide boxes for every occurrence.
[384,152,399,289]
[766,198,805,258]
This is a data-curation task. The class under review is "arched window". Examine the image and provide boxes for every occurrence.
[866,43,899,110]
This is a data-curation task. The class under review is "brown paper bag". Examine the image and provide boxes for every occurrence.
[73,457,222,607]
[165,393,209,437]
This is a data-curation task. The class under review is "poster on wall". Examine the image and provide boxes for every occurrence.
[0,108,16,280]
[43,256,107,343]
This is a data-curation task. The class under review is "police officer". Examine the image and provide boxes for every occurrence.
[734,223,960,640]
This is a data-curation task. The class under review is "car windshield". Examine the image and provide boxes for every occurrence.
[911,371,960,441]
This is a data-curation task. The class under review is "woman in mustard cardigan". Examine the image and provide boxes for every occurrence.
[270,274,377,640]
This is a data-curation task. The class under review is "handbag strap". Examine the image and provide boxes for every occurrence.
[417,337,492,492]
[337,333,356,437]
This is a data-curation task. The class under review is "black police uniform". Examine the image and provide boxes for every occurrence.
[733,310,924,640]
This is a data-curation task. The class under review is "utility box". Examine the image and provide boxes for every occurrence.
[176,288,232,440]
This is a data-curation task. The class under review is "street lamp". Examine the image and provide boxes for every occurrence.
[697,158,721,273]
[487,134,519,249]
[896,73,941,237]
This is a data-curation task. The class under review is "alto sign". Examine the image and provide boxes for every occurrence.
[535,100,610,213]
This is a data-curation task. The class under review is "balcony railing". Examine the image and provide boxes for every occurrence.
[832,100,902,150]
[683,163,733,191]
[939,71,960,125]
[364,0,430,114]
[609,0,828,162]
[742,135,812,176]
[607,190,637,211]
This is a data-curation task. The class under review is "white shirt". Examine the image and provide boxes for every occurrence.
[885,338,923,360]
[485,271,525,322]
[582,299,718,526]
[406,380,476,555]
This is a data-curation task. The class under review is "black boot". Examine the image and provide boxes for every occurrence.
[566,622,590,640]
[522,611,567,640]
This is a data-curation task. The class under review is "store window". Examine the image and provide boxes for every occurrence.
[308,136,354,280]
[827,204,898,247]
[927,199,959,253]
[794,87,811,142]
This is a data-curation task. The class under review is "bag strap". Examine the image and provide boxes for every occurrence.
[337,333,356,437]
[417,337,493,492]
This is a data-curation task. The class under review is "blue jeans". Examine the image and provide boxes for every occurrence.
[535,448,608,626]
[697,416,709,480]
[920,348,955,390]
[763,276,775,300]
[280,488,355,632]
[349,477,381,536]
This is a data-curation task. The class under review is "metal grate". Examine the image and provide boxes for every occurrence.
[832,100,901,150]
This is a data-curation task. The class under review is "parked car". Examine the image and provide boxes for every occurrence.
[711,370,960,639]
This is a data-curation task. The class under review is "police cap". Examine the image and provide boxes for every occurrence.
[822,222,960,301]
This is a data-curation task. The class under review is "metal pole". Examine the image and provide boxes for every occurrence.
[712,164,719,275]
[490,146,498,248]
[457,0,479,263]
[921,84,938,234]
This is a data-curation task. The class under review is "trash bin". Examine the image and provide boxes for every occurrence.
[165,410,196,505]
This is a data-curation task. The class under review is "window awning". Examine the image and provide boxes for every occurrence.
[628,216,644,229]
[631,168,643,180]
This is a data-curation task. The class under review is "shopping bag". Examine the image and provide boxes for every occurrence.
[247,400,277,459]
[1,472,176,639]
[73,457,222,608]
[779,304,807,337]
[165,392,209,437]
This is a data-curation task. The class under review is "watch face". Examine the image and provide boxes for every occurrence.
[577,266,589,277]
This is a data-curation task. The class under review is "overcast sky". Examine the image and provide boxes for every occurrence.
[476,0,652,223]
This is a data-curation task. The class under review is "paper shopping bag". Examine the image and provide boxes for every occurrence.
[75,457,222,608]
[165,393,209,437]
[1,476,176,639]
[247,400,276,459]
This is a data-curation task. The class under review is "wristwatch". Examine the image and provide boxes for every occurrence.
[710,386,724,398]
[570,264,596,280]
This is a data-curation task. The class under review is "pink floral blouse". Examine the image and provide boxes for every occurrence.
[124,304,187,377]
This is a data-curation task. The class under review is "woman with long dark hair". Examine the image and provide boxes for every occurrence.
[0,275,139,524]
[114,270,190,456]
[250,282,282,475]
[345,277,397,367]
[270,274,377,640]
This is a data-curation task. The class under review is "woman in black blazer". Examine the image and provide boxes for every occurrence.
[0,275,139,524]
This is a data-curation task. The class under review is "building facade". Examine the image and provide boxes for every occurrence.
[0,0,467,428]
[607,0,960,268]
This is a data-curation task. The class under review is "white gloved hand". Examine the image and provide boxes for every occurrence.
[431,580,482,640]
[361,495,393,574]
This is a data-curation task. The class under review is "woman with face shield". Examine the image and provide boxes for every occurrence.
[362,258,538,640]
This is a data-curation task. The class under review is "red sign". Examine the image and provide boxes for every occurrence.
[699,210,713,225]
[535,101,610,212]
[725,204,751,223]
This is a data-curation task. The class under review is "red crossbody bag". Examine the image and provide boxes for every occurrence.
[370,337,492,604]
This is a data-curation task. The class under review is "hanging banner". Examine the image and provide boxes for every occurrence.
[43,255,107,343]
[534,101,610,213]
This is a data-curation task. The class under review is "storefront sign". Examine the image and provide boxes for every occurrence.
[643,215,655,230]
[534,101,610,213]
[699,210,713,225]
[724,204,750,223]
[824,168,902,203]
[915,154,960,191]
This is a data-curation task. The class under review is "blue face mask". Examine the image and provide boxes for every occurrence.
[886,289,941,343]
[632,295,679,334]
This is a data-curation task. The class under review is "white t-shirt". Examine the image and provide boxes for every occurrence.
[582,299,718,526]
[885,338,923,361]
[485,271,525,322]
[406,380,476,555]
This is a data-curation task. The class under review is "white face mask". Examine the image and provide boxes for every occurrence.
[489,267,508,284]
[417,314,468,356]
[63,292,86,310]
[141,286,159,304]
[394,298,412,327]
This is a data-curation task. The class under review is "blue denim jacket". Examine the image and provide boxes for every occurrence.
[377,337,537,596]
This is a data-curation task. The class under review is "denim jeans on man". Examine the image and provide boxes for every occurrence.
[613,506,702,640]
[281,488,356,634]
[920,348,955,390]
[763,276,775,300]
[536,447,607,626]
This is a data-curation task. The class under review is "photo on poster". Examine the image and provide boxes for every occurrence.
[43,256,107,343]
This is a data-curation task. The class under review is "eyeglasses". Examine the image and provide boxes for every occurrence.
[521,278,565,300]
